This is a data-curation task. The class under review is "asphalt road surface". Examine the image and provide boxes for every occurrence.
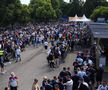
[0,46,76,90]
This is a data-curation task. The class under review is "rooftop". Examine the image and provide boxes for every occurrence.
[89,23,108,39]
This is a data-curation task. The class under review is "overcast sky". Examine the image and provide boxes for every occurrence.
[20,0,108,5]
[20,0,70,5]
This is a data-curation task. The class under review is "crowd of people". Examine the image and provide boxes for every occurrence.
[0,22,90,73]
[4,66,107,90]
[30,65,106,90]
[45,22,91,70]
[0,22,107,90]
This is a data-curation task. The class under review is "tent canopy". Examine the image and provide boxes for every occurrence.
[69,14,79,21]
[69,14,91,22]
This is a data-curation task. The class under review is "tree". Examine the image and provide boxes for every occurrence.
[90,6,108,21]
[83,0,107,17]
[51,0,62,18]
[66,0,84,16]
[20,4,31,24]
[0,0,22,26]
[29,0,56,22]
[60,2,69,16]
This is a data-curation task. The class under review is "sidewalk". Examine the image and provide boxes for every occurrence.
[0,46,43,76]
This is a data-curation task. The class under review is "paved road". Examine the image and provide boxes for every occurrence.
[0,46,76,90]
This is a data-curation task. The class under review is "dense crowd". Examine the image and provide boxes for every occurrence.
[0,22,90,73]
[31,64,105,90]
[30,50,106,90]
[0,22,106,90]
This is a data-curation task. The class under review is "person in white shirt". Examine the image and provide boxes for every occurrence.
[59,33,62,39]
[64,76,73,90]
[47,47,52,55]
[78,78,89,90]
[98,80,108,90]
[44,41,48,50]
[88,59,93,66]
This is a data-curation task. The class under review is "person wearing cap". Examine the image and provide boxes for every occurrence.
[8,72,18,90]
[42,76,48,87]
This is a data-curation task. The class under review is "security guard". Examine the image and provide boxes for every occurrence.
[0,44,5,73]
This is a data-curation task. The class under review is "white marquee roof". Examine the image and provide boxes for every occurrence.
[69,14,91,22]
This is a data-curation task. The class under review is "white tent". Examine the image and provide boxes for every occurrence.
[69,14,79,22]
[80,15,91,22]
[69,14,91,22]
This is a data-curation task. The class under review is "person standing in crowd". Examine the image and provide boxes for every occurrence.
[0,44,5,74]
[77,78,89,90]
[15,46,21,62]
[58,78,64,90]
[8,72,18,90]
[53,84,60,90]
[45,79,53,90]
[47,52,55,70]
[87,65,96,87]
[42,76,48,87]
[59,67,67,83]
[96,64,104,88]
[32,78,40,90]
[64,76,73,90]
[51,76,58,89]
[54,47,61,68]
[98,80,108,90]
[77,67,86,78]
[76,57,83,67]
[66,67,72,77]
[70,40,74,52]
[40,86,45,90]
[72,71,80,90]
[44,41,48,50]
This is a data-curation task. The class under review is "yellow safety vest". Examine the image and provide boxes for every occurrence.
[0,50,4,56]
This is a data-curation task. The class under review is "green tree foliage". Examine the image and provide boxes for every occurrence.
[51,0,62,18]
[0,0,22,26]
[0,0,108,25]
[83,0,107,17]
[20,4,31,24]
[30,0,56,21]
[66,0,84,16]
[59,1,70,16]
[90,6,108,21]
